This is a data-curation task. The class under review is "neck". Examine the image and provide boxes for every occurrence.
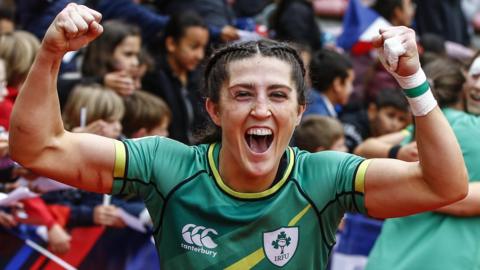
[218,146,279,193]
[451,100,465,111]
[323,90,336,105]
[167,54,187,86]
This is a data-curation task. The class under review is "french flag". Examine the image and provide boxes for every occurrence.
[337,0,391,55]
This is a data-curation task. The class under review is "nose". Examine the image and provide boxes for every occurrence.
[250,98,272,118]
[196,48,205,61]
[391,118,403,131]
[129,56,139,69]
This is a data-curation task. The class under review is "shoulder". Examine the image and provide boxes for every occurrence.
[294,148,362,174]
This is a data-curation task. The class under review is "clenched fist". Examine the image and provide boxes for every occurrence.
[43,3,103,58]
[373,26,420,77]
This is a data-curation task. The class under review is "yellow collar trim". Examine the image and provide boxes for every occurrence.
[207,143,294,199]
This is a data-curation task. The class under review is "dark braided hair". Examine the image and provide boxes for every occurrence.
[203,39,307,104]
[195,39,307,144]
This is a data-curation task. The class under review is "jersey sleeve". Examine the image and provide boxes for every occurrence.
[298,151,370,215]
[110,136,200,199]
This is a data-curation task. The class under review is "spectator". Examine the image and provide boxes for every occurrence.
[305,48,354,117]
[58,20,142,106]
[143,11,209,144]
[294,115,347,152]
[0,4,14,34]
[122,90,172,138]
[155,0,240,43]
[415,0,470,46]
[342,88,411,153]
[269,0,323,51]
[63,84,124,139]
[465,53,480,115]
[0,30,40,130]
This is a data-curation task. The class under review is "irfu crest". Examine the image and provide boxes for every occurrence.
[272,231,291,254]
[263,227,298,267]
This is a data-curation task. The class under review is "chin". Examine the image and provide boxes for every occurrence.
[244,160,276,178]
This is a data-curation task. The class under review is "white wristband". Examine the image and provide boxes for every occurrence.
[393,68,437,116]
[406,90,437,116]
[392,68,427,89]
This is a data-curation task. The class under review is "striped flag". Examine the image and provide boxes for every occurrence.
[337,0,391,55]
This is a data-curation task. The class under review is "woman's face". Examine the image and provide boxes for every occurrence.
[112,35,141,75]
[167,26,209,72]
[207,56,305,178]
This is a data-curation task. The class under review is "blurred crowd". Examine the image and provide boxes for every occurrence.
[0,0,480,269]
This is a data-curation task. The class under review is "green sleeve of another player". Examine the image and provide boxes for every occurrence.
[110,136,201,198]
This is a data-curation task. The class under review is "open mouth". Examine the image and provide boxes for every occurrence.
[469,92,480,102]
[245,128,274,154]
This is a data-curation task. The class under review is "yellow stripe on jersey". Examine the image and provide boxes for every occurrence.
[354,160,371,193]
[207,143,294,200]
[224,248,264,270]
[113,140,126,178]
[225,204,311,270]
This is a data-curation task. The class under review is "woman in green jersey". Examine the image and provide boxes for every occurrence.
[8,3,468,269]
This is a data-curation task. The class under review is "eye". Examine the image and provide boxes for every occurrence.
[270,90,288,100]
[234,90,253,99]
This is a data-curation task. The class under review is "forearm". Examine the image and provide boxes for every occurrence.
[435,183,480,216]
[10,48,65,165]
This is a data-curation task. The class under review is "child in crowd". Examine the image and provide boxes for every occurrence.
[341,88,411,153]
[294,115,347,153]
[122,90,171,138]
[143,10,209,144]
[305,48,354,117]
[63,84,124,139]
[58,20,142,107]
[0,30,40,129]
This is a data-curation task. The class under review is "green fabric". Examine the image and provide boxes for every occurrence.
[366,108,480,270]
[403,80,430,98]
[112,137,366,269]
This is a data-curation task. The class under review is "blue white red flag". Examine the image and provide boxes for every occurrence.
[337,0,391,55]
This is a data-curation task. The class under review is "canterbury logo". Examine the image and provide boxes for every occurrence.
[181,224,218,249]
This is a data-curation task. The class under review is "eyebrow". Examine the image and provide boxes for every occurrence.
[228,83,293,91]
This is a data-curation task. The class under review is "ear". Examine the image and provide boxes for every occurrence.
[206,98,221,126]
[332,77,343,94]
[367,103,378,121]
[165,36,176,54]
[295,104,306,125]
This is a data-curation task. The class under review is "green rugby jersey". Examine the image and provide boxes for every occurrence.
[111,137,369,269]
[367,108,480,270]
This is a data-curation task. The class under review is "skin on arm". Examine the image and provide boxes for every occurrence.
[9,4,116,193]
[434,182,480,217]
[363,27,468,218]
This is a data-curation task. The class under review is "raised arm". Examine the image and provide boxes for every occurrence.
[363,27,468,218]
[9,4,115,193]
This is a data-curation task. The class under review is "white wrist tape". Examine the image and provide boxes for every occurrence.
[384,37,406,72]
[395,68,437,116]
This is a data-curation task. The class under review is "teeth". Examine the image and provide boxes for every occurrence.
[246,128,272,136]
